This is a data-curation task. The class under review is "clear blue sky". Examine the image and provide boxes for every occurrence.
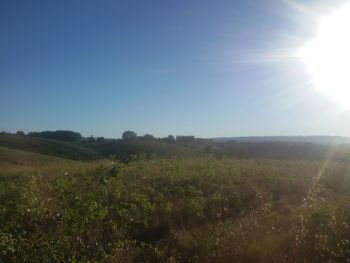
[1,0,350,138]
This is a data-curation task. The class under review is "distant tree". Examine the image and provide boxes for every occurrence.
[176,135,195,143]
[142,134,155,141]
[166,135,176,144]
[16,130,25,136]
[96,137,105,143]
[28,130,82,142]
[87,135,96,143]
[122,131,137,140]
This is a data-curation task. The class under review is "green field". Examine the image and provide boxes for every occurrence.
[1,137,350,262]
[0,146,108,176]
[0,134,99,161]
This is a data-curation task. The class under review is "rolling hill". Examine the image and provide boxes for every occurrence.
[0,133,99,161]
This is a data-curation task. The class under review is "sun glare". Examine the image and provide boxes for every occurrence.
[299,4,350,109]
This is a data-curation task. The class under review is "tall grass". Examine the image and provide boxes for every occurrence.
[1,158,349,262]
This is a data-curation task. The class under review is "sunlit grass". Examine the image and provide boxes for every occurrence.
[1,157,349,262]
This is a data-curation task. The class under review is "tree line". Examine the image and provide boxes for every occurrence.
[4,130,199,144]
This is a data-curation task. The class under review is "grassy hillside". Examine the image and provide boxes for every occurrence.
[1,157,350,262]
[6,133,350,164]
[0,146,107,176]
[0,134,198,162]
[0,134,99,161]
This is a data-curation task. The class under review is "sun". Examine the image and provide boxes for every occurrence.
[299,4,350,109]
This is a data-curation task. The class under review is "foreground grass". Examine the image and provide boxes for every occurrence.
[1,158,350,262]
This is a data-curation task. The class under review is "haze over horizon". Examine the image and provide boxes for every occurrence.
[2,0,350,138]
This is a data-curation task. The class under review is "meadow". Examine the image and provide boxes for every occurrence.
[3,0,350,261]
[1,134,350,262]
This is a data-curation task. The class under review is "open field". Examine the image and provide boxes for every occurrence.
[4,0,350,261]
[0,146,108,177]
[1,149,350,262]
[0,134,99,161]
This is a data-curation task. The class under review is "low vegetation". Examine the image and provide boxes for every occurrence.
[86,140,197,162]
[1,155,350,262]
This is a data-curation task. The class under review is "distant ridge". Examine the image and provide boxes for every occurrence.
[213,136,350,145]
